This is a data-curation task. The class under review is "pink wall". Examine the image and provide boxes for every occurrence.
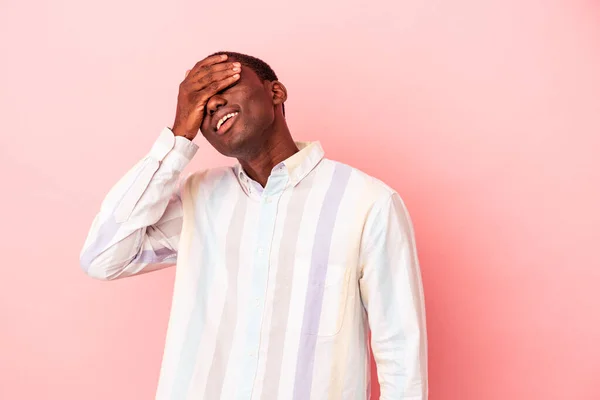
[1,0,599,398]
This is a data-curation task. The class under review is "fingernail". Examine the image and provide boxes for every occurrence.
[233,67,241,72]
[233,62,241,67]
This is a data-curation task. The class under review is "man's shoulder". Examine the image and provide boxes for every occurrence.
[180,165,236,194]
[320,157,396,200]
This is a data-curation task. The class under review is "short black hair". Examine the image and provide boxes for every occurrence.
[208,51,285,116]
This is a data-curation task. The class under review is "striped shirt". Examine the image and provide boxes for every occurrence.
[80,127,428,399]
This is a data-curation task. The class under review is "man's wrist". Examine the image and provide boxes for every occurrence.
[171,126,194,141]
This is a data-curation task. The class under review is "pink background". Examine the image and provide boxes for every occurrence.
[1,0,599,399]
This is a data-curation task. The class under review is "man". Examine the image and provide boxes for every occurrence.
[80,51,428,399]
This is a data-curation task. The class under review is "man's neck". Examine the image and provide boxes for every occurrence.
[238,128,299,188]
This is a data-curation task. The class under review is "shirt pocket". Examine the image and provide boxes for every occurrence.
[306,263,352,337]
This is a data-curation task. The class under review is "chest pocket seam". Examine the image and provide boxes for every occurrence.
[308,263,351,337]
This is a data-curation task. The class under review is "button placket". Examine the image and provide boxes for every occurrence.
[237,172,288,398]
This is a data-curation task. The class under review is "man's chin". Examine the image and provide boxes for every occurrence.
[215,130,254,157]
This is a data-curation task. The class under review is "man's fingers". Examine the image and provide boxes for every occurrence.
[196,73,241,103]
[196,61,240,79]
[211,73,241,93]
[188,54,229,79]
[185,61,239,85]
[188,64,240,91]
[185,69,191,78]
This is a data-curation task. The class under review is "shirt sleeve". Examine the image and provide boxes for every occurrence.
[79,127,199,280]
[358,191,428,399]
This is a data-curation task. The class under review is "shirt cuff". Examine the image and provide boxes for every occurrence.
[149,127,199,170]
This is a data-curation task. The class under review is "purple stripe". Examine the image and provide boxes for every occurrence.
[80,216,121,271]
[132,247,177,264]
[80,215,181,271]
[293,164,352,400]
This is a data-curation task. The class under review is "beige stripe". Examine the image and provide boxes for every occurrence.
[260,172,316,399]
[328,179,369,399]
[328,284,357,399]
[202,191,248,399]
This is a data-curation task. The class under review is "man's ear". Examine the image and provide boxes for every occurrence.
[270,81,287,106]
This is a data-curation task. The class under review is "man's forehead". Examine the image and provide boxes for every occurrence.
[236,63,258,79]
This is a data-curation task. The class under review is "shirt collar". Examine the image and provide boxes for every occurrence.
[234,141,325,195]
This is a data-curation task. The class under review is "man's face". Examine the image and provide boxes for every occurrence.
[200,64,277,158]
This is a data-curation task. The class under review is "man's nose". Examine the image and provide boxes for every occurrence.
[207,95,227,116]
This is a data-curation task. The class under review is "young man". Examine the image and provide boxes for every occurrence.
[80,51,428,399]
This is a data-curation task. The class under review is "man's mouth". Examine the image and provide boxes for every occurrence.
[216,112,239,134]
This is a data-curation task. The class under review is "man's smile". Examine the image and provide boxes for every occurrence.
[212,106,241,135]
[216,112,239,134]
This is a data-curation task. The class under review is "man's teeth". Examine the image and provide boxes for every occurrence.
[217,112,239,131]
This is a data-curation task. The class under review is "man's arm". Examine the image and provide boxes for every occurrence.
[358,191,428,399]
[79,128,198,280]
[80,54,241,280]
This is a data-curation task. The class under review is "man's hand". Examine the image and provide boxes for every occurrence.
[171,54,241,140]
